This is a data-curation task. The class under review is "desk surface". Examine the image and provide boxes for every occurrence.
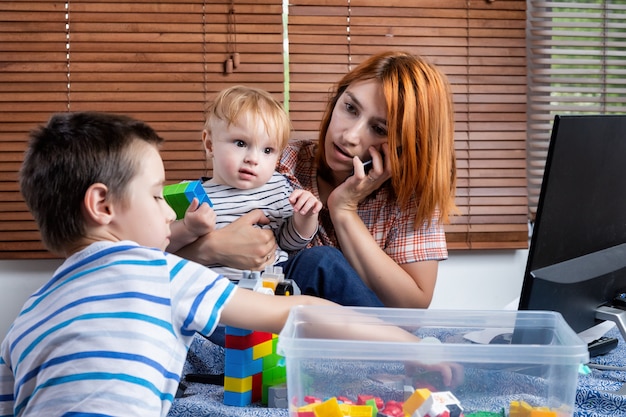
[168,326,626,417]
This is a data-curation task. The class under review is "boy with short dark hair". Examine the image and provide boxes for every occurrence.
[0,111,337,416]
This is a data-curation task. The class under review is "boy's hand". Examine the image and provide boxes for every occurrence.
[183,197,216,237]
[406,362,465,389]
[289,189,322,217]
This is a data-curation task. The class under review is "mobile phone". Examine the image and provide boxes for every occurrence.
[362,159,373,174]
[350,159,373,177]
[350,147,400,176]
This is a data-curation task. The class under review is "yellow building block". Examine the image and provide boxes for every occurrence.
[224,375,252,393]
[530,407,557,417]
[346,404,375,417]
[510,400,534,417]
[295,403,317,416]
[253,339,274,360]
[262,278,279,292]
[403,388,433,416]
[313,397,343,417]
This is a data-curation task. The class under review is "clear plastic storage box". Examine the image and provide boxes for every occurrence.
[277,307,588,417]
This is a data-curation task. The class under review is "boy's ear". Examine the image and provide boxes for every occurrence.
[83,183,114,225]
[202,129,213,157]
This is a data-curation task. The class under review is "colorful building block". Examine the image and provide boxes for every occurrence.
[403,388,433,417]
[356,394,382,410]
[465,411,506,417]
[312,397,343,417]
[344,404,374,417]
[267,383,288,408]
[222,268,297,407]
[510,400,557,417]
[163,180,212,220]
[295,396,375,417]
[224,326,285,407]
[379,400,404,417]
[431,391,463,417]
[239,266,301,296]
[295,403,317,417]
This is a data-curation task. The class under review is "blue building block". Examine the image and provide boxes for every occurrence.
[224,390,253,407]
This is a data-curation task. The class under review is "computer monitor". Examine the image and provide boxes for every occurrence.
[518,114,626,342]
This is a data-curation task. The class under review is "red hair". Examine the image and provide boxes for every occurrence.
[316,51,457,227]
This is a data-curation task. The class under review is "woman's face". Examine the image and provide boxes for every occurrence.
[323,78,388,182]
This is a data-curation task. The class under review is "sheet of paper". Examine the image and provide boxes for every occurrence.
[463,328,514,344]
[577,320,615,344]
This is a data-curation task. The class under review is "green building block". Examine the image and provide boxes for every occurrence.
[163,180,212,220]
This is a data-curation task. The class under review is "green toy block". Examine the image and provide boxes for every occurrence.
[163,180,212,220]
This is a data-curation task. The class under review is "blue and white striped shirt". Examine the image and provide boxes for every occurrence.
[0,240,236,416]
[203,172,314,279]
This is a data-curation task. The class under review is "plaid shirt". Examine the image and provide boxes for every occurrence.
[277,140,448,263]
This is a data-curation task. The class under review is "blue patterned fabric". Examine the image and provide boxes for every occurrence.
[576,326,626,416]
[168,327,626,417]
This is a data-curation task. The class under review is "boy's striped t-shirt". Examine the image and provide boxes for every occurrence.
[0,240,236,417]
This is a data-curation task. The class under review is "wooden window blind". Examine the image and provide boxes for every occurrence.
[1,1,67,258]
[527,0,626,218]
[288,0,529,249]
[1,0,528,258]
[0,0,284,258]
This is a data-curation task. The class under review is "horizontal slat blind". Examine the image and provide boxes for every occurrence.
[1,0,530,257]
[527,0,626,217]
[0,0,284,258]
[288,0,529,249]
[0,1,67,258]
[67,0,209,190]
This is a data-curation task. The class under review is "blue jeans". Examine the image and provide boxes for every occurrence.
[208,246,383,346]
[281,246,384,307]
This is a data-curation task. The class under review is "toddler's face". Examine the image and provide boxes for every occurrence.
[109,142,176,250]
[205,114,280,189]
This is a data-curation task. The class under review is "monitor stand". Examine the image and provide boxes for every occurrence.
[595,305,626,342]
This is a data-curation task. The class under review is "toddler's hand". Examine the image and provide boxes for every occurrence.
[289,189,322,217]
[183,198,216,237]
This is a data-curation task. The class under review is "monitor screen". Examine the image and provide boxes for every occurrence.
[518,114,626,337]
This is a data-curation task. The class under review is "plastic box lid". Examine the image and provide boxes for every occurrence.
[277,306,589,365]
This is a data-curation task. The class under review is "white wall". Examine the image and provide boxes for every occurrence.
[431,249,527,311]
[0,249,528,339]
[0,259,63,338]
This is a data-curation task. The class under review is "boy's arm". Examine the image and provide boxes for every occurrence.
[221,289,421,343]
[167,198,216,253]
[0,350,15,414]
[219,289,462,387]
[219,287,335,335]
